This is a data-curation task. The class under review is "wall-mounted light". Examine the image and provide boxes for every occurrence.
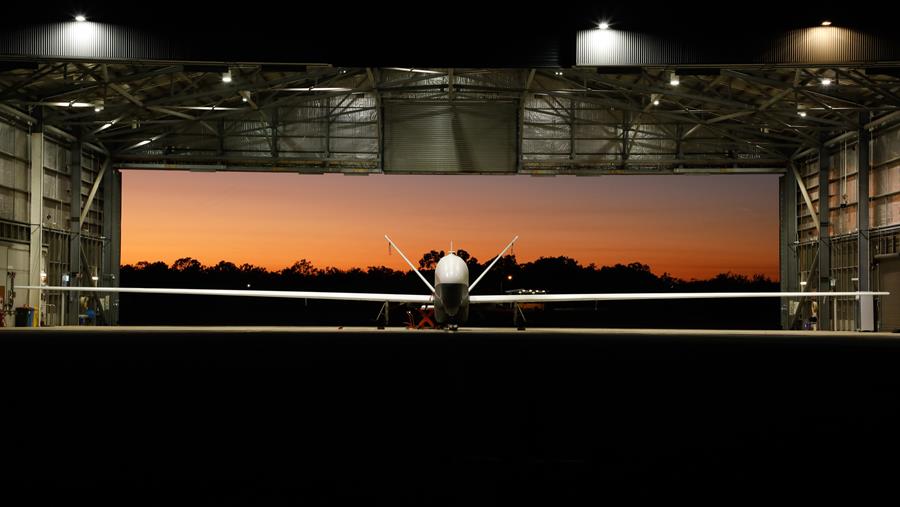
[554,71,564,76]
[74,14,87,22]
[222,71,232,83]
[821,20,832,26]
[669,72,680,86]
[598,21,610,30]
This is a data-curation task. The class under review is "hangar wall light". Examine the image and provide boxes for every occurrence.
[669,72,679,86]
[599,22,610,30]
[74,14,87,22]
[821,20,832,26]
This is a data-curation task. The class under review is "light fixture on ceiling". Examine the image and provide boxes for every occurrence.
[821,77,832,86]
[239,90,250,102]
[222,71,232,83]
[669,72,680,86]
[821,20,832,26]
[74,14,87,22]
[93,99,104,112]
[599,21,610,30]
[653,99,660,106]
[798,110,807,117]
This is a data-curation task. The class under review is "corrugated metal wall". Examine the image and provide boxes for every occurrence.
[383,102,517,173]
[577,31,699,66]
[0,113,110,326]
[791,118,900,330]
[763,28,888,65]
[577,27,900,66]
[1,22,174,60]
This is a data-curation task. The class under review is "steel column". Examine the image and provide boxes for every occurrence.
[101,167,121,324]
[780,172,799,329]
[818,144,832,330]
[27,111,43,322]
[858,112,872,330]
[68,139,82,325]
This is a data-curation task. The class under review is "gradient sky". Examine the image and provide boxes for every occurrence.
[121,171,780,280]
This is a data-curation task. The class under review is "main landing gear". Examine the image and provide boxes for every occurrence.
[513,303,527,331]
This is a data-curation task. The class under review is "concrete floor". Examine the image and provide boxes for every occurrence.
[3,324,899,501]
[4,324,898,339]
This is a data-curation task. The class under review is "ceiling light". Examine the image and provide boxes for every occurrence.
[798,111,807,117]
[74,14,87,22]
[93,99,104,112]
[222,71,232,83]
[669,72,680,86]
[821,20,832,26]
[653,99,660,106]
[599,22,610,30]
[821,77,832,86]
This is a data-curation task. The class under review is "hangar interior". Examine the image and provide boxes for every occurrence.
[1,22,899,330]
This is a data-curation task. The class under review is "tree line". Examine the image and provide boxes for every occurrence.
[118,253,779,328]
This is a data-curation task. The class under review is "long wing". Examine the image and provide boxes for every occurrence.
[19,286,433,304]
[469,291,889,304]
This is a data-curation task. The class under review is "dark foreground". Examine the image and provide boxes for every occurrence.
[2,326,899,503]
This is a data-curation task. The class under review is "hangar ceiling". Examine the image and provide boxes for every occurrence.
[1,62,899,174]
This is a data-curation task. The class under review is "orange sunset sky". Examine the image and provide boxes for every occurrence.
[121,171,780,280]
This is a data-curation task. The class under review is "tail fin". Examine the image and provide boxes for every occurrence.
[468,235,519,293]
[384,235,436,294]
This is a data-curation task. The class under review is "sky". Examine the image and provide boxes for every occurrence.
[121,171,780,280]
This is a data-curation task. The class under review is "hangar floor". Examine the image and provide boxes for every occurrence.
[2,326,899,502]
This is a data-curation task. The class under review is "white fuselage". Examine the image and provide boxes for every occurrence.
[433,253,469,322]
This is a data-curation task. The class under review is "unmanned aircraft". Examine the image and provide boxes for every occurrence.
[21,235,888,329]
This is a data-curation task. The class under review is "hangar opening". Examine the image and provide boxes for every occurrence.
[0,18,899,330]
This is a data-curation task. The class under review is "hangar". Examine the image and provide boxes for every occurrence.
[1,14,899,330]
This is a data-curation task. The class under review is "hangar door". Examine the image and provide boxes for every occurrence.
[878,255,900,332]
[383,102,517,173]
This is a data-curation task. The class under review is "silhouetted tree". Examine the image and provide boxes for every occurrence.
[418,250,446,270]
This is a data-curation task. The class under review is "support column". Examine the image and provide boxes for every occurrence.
[102,166,121,324]
[780,172,799,329]
[858,113,872,330]
[28,111,44,323]
[818,144,832,330]
[68,139,82,325]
